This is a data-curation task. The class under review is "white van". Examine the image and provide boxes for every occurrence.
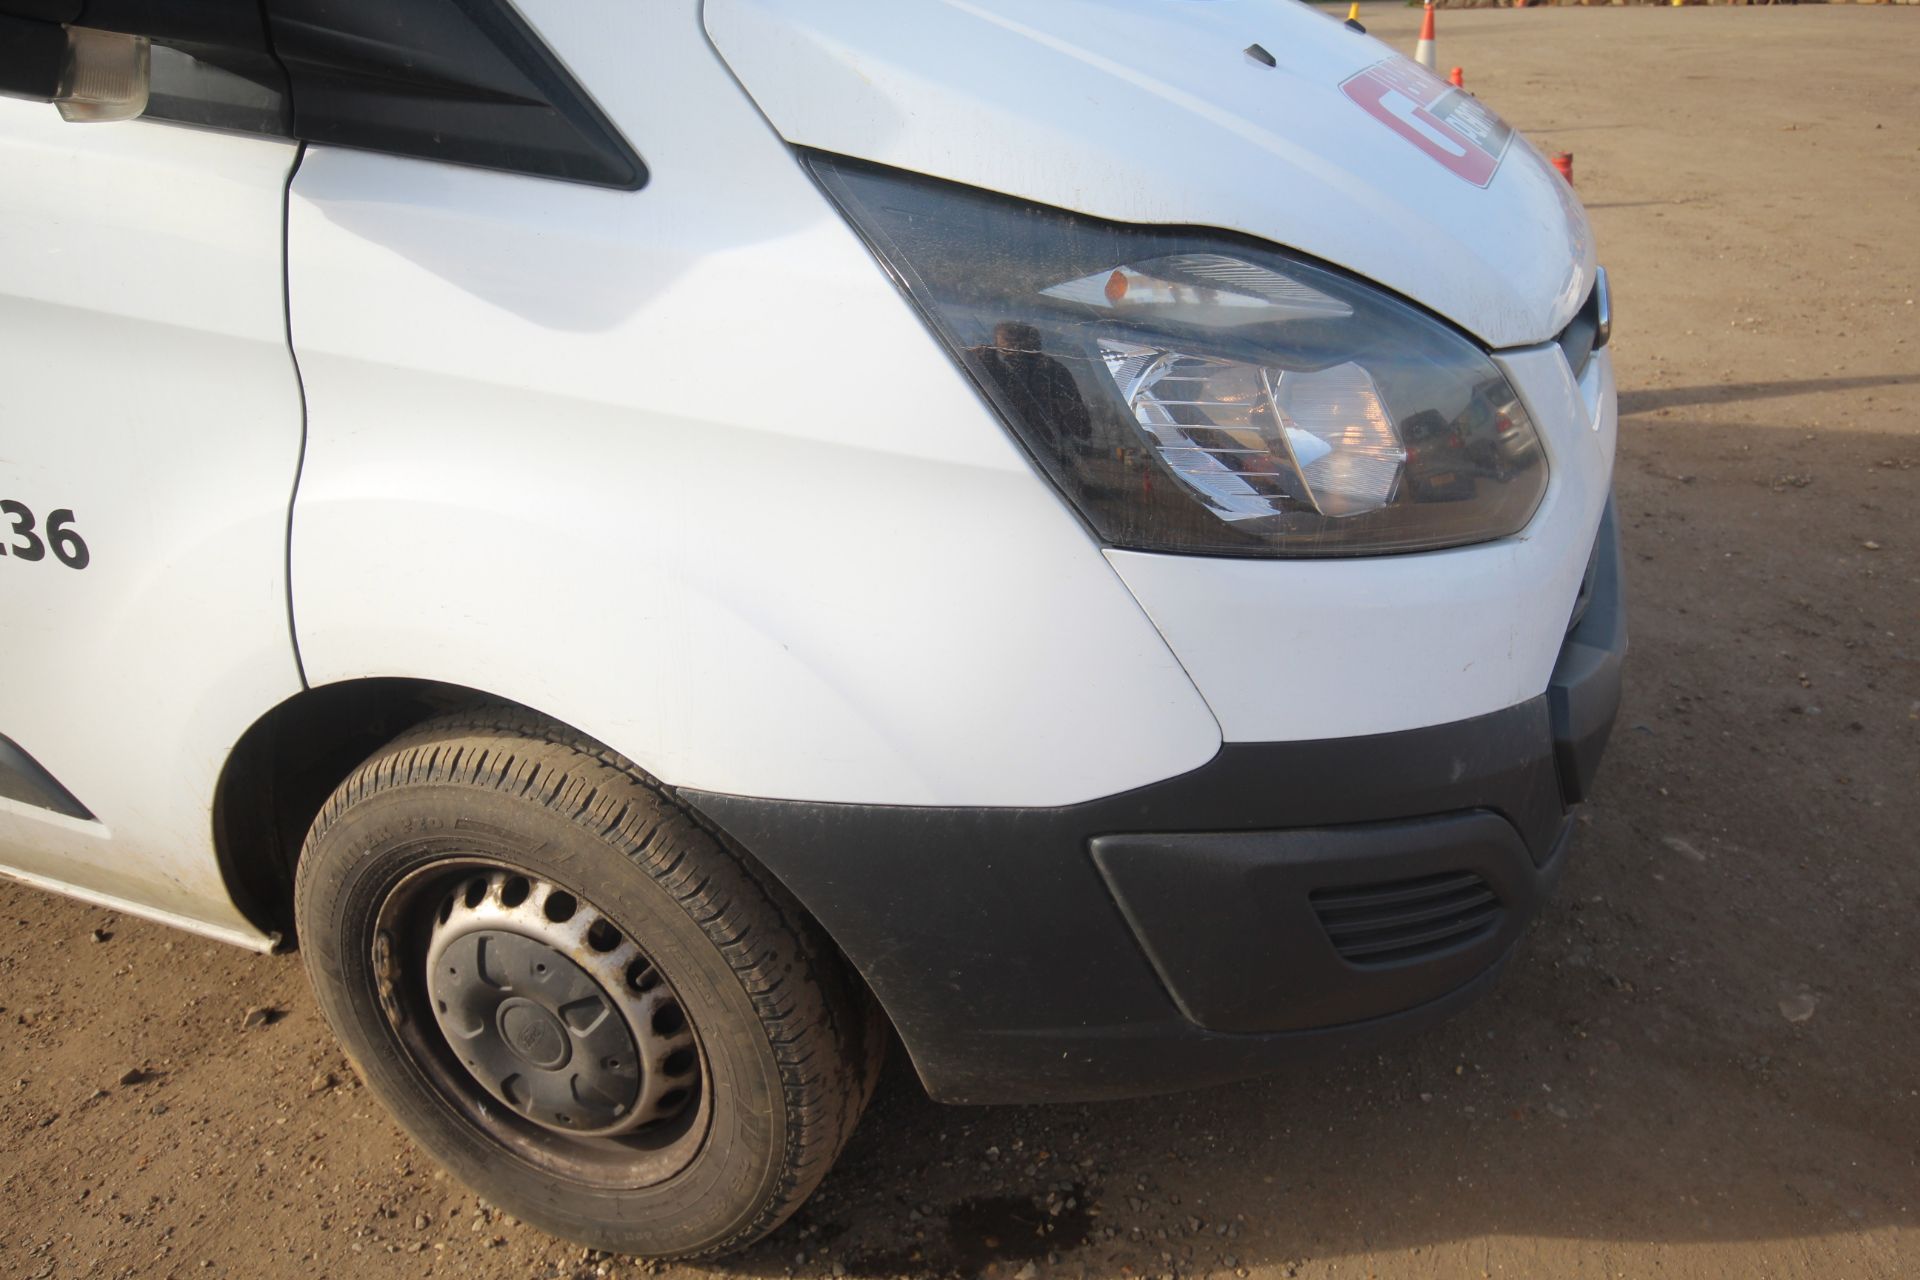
[0,0,1621,1259]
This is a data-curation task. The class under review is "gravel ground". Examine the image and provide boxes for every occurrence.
[3,6,1917,1279]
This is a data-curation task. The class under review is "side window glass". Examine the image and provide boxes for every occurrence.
[266,0,646,189]
[143,39,289,137]
[1,0,643,185]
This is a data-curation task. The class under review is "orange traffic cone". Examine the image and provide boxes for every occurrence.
[1415,3,1437,70]
[1449,66,1465,88]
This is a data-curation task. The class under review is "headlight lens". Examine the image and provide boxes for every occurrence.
[810,155,1548,557]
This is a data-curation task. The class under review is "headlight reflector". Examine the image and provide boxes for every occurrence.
[1099,342,1409,521]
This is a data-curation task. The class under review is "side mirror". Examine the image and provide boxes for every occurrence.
[0,18,149,123]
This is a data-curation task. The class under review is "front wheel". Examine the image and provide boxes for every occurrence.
[294,709,881,1258]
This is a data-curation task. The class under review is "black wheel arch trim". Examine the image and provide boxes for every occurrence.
[679,696,1576,1104]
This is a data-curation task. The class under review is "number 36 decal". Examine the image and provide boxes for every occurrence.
[1,500,90,570]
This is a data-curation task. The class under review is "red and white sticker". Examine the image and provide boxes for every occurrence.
[1340,59,1514,188]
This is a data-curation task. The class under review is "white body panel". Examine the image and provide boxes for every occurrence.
[0,0,1612,946]
[1110,346,1616,742]
[0,101,302,939]
[285,0,1223,808]
[705,0,1594,350]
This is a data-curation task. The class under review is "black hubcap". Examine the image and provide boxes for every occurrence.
[429,929,641,1132]
[414,868,704,1143]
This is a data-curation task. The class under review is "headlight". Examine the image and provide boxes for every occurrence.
[809,155,1548,557]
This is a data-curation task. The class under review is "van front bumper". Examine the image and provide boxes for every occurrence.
[685,501,1624,1104]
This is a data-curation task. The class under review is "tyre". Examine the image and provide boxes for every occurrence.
[293,708,883,1258]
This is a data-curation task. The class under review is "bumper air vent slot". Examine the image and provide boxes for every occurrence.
[1311,871,1504,967]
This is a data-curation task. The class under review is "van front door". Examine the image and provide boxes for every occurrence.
[0,33,305,943]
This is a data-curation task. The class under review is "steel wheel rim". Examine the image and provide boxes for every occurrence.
[372,857,712,1189]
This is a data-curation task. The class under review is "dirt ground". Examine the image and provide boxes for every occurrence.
[3,7,1917,1279]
